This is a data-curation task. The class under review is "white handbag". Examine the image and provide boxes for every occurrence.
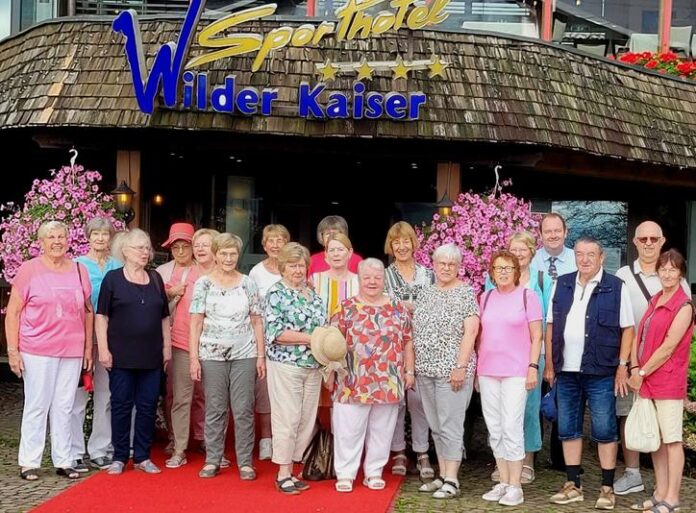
[625,395,661,453]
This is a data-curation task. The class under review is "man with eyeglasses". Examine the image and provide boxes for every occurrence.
[612,221,691,496]
[545,236,635,510]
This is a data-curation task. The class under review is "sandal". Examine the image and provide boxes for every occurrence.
[20,468,39,481]
[56,467,81,479]
[432,479,460,499]
[335,478,353,492]
[292,476,310,491]
[632,495,662,511]
[416,453,434,480]
[650,502,680,513]
[198,464,219,479]
[391,453,407,476]
[275,476,301,495]
[521,464,535,484]
[239,466,257,481]
[165,453,187,469]
[419,477,444,493]
[363,476,386,490]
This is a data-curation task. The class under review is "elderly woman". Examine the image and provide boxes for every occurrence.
[70,217,122,472]
[308,215,363,277]
[484,231,553,483]
[189,233,264,480]
[478,250,543,506]
[249,224,290,461]
[7,221,93,481]
[330,258,415,493]
[265,242,326,495]
[627,249,694,513]
[164,228,220,469]
[97,228,171,475]
[383,221,434,479]
[413,243,479,499]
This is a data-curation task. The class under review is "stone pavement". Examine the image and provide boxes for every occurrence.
[0,380,695,512]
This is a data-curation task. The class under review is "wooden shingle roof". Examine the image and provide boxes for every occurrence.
[1,16,696,169]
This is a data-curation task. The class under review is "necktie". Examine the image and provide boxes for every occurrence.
[548,257,558,280]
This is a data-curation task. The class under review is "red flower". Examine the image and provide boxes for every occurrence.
[645,60,658,69]
[659,51,678,62]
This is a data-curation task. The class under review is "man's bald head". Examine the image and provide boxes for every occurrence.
[633,220,665,265]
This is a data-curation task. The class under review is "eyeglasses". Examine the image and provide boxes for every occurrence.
[129,245,151,253]
[637,236,661,245]
[436,261,457,269]
[658,267,680,276]
[218,252,238,260]
[493,265,515,273]
[171,244,192,251]
[193,243,211,249]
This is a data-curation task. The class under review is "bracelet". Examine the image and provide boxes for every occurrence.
[454,363,467,370]
[405,370,415,376]
[257,355,266,359]
[529,363,539,370]
[629,365,639,371]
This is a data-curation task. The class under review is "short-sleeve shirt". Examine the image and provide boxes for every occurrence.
[97,269,169,369]
[74,255,122,311]
[249,261,282,301]
[189,274,261,361]
[413,283,479,378]
[331,297,411,404]
[169,265,201,351]
[13,257,91,358]
[264,281,326,368]
[384,263,434,302]
[477,286,542,377]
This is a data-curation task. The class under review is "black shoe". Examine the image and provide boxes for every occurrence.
[72,459,90,473]
[90,456,113,469]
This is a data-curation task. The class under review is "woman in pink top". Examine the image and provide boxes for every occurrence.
[477,250,542,507]
[628,249,694,513]
[6,221,93,481]
[165,228,219,468]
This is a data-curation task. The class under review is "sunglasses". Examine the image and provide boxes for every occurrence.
[637,236,661,244]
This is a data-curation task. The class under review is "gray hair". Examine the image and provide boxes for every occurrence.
[84,217,116,239]
[432,243,462,265]
[316,215,348,245]
[37,220,68,240]
[574,236,604,254]
[112,228,154,262]
[358,258,385,275]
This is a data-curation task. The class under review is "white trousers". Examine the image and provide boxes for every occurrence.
[70,351,112,460]
[390,385,430,453]
[19,353,82,469]
[479,376,527,461]
[332,402,399,480]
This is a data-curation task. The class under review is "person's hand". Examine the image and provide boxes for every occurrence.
[256,357,266,379]
[83,350,93,373]
[543,361,555,384]
[99,349,113,371]
[8,350,23,378]
[405,373,415,390]
[169,283,186,299]
[615,365,629,397]
[190,358,201,382]
[526,366,538,391]
[324,371,336,390]
[163,346,172,372]
[627,373,643,393]
[449,367,466,392]
[473,376,479,393]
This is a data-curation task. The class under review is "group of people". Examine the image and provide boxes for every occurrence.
[6,213,692,513]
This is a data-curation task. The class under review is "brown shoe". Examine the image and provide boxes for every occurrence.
[595,486,616,510]
[550,481,584,504]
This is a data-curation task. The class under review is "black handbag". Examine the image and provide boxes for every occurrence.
[301,427,336,481]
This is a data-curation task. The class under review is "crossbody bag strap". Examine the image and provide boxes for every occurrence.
[632,270,653,303]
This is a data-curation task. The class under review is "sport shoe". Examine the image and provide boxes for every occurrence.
[90,456,113,469]
[550,481,584,504]
[482,483,509,502]
[595,486,615,510]
[134,459,161,474]
[259,438,272,461]
[499,485,524,506]
[72,459,90,473]
[613,471,644,495]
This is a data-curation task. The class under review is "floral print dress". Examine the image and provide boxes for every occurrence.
[331,297,412,404]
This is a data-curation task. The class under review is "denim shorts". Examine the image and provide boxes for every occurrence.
[556,372,617,443]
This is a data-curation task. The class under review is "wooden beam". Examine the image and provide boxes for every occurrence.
[658,0,673,53]
[436,161,461,200]
[540,0,554,42]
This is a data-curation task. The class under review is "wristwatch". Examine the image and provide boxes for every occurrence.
[638,369,646,377]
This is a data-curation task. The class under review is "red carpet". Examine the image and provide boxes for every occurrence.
[31,448,404,513]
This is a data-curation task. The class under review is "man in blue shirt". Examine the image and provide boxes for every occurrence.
[532,213,577,281]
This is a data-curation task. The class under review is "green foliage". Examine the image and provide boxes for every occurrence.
[684,334,696,437]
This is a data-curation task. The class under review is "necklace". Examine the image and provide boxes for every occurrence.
[123,267,148,305]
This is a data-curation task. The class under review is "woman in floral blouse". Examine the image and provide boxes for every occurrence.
[413,243,479,500]
[264,242,326,495]
[329,258,415,493]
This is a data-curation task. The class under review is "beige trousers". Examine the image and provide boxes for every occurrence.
[267,360,321,465]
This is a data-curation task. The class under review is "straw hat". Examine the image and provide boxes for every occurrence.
[310,326,347,366]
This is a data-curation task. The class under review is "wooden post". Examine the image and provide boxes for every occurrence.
[436,162,460,201]
[540,0,554,42]
[307,0,315,17]
[658,0,673,53]
[116,150,141,228]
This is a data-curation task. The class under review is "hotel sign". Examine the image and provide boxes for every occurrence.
[113,0,451,121]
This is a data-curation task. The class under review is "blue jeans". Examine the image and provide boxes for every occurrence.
[109,367,162,464]
[556,372,617,444]
[523,357,544,453]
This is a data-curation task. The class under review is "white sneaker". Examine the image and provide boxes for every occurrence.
[259,438,273,461]
[499,485,524,506]
[613,470,644,495]
[482,483,509,501]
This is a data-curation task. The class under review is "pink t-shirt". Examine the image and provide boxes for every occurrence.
[169,264,201,351]
[14,257,91,358]
[477,286,542,377]
[308,252,363,277]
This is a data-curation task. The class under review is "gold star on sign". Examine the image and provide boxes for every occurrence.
[391,56,410,80]
[428,55,448,78]
[316,58,339,82]
[355,58,374,80]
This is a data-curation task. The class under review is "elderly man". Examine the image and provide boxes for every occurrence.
[532,213,576,281]
[613,221,691,495]
[545,236,635,510]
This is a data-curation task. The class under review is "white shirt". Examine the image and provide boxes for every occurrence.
[547,268,635,372]
[532,246,577,281]
[249,261,282,300]
[615,259,691,329]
